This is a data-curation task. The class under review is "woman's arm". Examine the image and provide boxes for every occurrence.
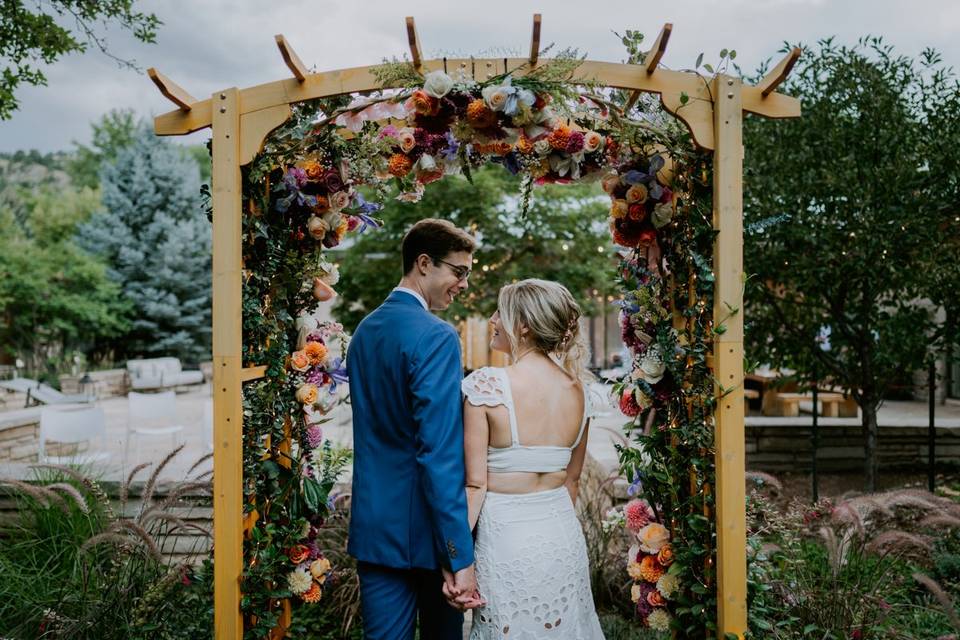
[564,419,590,505]
[463,399,489,531]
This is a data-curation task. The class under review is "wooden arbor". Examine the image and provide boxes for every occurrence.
[150,16,800,639]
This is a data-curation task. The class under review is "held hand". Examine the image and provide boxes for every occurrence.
[442,564,486,611]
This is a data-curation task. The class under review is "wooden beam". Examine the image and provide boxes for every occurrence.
[240,104,293,166]
[625,23,673,113]
[148,68,196,111]
[712,73,747,638]
[274,34,307,82]
[529,14,542,66]
[758,47,801,97]
[240,365,267,382]
[405,16,422,71]
[211,86,244,640]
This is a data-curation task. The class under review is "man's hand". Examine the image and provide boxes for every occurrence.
[441,564,485,611]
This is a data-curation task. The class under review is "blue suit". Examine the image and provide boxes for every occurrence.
[347,290,474,639]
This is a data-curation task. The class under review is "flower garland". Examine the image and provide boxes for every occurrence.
[236,46,717,636]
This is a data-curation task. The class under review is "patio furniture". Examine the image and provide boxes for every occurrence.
[124,391,186,465]
[39,405,111,465]
[764,391,847,417]
[0,377,95,407]
[126,358,205,392]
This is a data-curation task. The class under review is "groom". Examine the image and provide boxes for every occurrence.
[347,218,480,639]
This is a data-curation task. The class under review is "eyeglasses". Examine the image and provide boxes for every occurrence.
[432,257,471,281]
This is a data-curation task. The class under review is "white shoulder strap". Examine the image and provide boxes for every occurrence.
[461,367,507,408]
[570,384,590,449]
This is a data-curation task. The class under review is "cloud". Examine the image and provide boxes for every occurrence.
[1,0,957,153]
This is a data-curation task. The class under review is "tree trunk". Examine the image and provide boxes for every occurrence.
[862,397,880,492]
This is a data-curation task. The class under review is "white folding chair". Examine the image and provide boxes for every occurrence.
[201,398,214,452]
[39,405,111,465]
[124,391,185,466]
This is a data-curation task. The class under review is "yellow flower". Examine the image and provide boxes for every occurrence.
[656,573,679,599]
[287,568,312,595]
[610,199,629,220]
[646,608,672,631]
[639,555,665,583]
[627,561,643,580]
[630,583,643,603]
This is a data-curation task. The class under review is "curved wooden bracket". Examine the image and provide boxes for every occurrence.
[240,104,294,166]
[625,23,673,113]
[275,34,307,82]
[148,68,196,111]
[405,16,423,71]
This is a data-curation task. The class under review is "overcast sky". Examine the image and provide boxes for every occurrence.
[2,0,958,153]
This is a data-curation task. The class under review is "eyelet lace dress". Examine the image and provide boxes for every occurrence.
[462,367,605,640]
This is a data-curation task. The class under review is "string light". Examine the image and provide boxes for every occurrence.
[562,243,570,251]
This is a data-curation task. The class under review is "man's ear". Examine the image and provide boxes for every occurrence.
[416,254,432,275]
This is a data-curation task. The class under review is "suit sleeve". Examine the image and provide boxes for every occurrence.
[409,322,475,572]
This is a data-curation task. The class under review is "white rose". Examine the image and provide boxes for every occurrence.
[652,202,673,228]
[637,346,666,384]
[481,84,511,112]
[533,139,552,156]
[423,70,454,98]
[306,215,329,240]
[418,154,437,172]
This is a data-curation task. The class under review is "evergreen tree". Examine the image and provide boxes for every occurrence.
[78,123,211,363]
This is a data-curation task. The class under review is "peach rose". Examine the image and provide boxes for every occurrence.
[601,174,621,194]
[306,215,329,241]
[647,589,667,607]
[583,131,604,153]
[290,351,310,372]
[636,522,670,554]
[626,184,648,204]
[296,383,319,405]
[657,544,674,567]
[313,277,336,302]
[329,191,351,212]
[408,89,438,116]
[310,557,331,581]
[398,128,417,153]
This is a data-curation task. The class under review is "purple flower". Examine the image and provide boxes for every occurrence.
[305,424,324,448]
[441,131,460,162]
[326,357,349,392]
[627,472,643,497]
[305,368,327,386]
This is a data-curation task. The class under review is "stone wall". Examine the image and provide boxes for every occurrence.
[0,409,84,463]
[59,368,129,398]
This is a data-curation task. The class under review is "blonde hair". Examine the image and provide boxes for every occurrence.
[497,279,593,385]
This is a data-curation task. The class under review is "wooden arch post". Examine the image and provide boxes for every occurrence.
[149,19,800,640]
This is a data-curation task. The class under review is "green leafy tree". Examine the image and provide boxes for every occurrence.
[0,186,129,378]
[333,167,612,331]
[0,1,160,119]
[77,124,211,363]
[67,109,138,189]
[743,37,960,490]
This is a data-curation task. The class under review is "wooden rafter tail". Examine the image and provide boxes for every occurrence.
[275,34,307,82]
[529,13,542,66]
[644,22,673,74]
[758,46,801,97]
[625,23,673,113]
[405,16,423,71]
[148,67,196,112]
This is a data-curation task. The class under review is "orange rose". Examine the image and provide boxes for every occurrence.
[288,544,310,564]
[301,582,322,603]
[303,161,324,180]
[290,350,310,372]
[304,341,328,365]
[296,383,319,405]
[387,153,413,177]
[466,99,497,129]
[409,89,438,116]
[313,195,330,215]
[657,544,674,567]
[639,555,665,583]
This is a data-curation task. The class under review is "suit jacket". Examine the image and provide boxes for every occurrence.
[346,290,474,572]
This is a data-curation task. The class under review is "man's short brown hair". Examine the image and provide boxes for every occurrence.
[401,218,476,275]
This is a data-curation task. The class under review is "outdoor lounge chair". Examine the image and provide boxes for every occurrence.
[0,377,95,408]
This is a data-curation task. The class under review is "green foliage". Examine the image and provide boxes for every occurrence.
[76,123,212,363]
[0,185,130,377]
[333,166,611,331]
[67,109,139,189]
[0,1,160,119]
[742,36,960,489]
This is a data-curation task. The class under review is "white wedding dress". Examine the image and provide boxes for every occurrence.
[462,367,605,640]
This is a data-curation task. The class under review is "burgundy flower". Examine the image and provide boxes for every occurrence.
[565,131,585,154]
[323,170,344,193]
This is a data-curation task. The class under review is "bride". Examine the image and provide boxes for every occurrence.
[454,278,605,639]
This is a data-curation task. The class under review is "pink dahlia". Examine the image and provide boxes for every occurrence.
[625,499,655,532]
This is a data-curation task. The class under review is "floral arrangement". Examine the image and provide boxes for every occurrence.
[235,40,718,637]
